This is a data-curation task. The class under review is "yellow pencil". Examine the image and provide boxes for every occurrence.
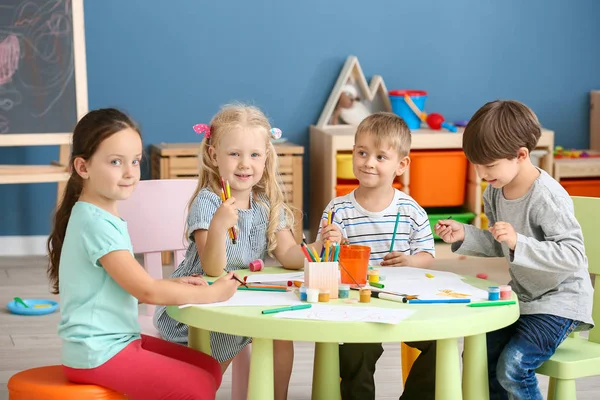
[309,245,321,262]
[226,180,231,199]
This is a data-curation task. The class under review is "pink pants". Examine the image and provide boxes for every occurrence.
[63,334,221,400]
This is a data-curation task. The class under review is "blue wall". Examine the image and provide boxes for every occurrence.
[2,0,600,236]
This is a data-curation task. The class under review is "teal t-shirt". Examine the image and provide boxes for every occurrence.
[57,201,141,368]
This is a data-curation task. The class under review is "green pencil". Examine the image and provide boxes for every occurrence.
[389,207,400,253]
[237,287,288,292]
[468,300,516,307]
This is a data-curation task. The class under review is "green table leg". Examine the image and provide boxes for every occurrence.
[462,334,489,400]
[248,338,274,400]
[311,342,341,400]
[188,326,211,355]
[436,338,462,400]
[553,378,577,399]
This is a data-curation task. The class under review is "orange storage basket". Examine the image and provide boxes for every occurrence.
[408,150,468,207]
[560,178,600,197]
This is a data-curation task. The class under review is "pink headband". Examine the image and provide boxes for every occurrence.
[193,124,282,141]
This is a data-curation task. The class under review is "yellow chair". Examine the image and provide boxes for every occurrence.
[536,196,600,399]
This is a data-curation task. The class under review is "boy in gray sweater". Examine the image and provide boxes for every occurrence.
[435,100,593,400]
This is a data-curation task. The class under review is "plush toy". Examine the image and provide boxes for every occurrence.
[331,84,371,125]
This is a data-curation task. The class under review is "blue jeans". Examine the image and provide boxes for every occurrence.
[487,314,580,400]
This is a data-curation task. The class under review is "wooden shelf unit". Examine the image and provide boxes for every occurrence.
[308,124,555,238]
[150,142,305,263]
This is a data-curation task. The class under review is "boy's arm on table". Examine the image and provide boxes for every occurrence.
[510,197,586,273]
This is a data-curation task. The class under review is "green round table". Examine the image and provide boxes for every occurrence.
[167,267,519,400]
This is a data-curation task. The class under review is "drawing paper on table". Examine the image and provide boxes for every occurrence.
[244,272,305,284]
[378,278,488,301]
[273,305,416,325]
[377,267,462,281]
[180,291,303,308]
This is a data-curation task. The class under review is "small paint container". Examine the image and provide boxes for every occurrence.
[359,288,372,303]
[367,269,380,283]
[488,286,500,301]
[249,259,264,272]
[299,285,307,302]
[499,285,512,300]
[306,288,319,303]
[338,283,350,299]
[318,289,331,302]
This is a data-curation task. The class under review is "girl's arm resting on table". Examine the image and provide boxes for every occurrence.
[100,250,225,305]
[272,229,308,269]
[196,223,227,277]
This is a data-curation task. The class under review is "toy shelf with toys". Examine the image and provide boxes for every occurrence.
[553,147,600,197]
[308,56,555,238]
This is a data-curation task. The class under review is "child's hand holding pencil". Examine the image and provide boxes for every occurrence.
[214,197,239,236]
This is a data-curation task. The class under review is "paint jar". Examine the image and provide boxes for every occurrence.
[359,288,372,303]
[499,285,512,300]
[299,285,307,302]
[249,259,264,272]
[318,289,331,302]
[338,284,350,299]
[306,288,319,303]
[367,269,380,283]
[488,286,500,301]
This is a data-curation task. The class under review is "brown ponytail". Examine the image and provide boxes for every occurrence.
[46,108,141,294]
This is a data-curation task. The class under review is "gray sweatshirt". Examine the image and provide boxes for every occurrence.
[452,169,594,329]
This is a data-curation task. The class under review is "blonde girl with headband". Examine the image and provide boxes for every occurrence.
[154,103,339,400]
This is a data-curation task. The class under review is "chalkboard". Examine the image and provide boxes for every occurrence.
[0,0,78,134]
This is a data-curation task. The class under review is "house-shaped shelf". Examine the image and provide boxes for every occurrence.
[316,55,392,128]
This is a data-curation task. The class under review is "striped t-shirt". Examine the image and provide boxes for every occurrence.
[318,189,435,263]
[154,187,281,362]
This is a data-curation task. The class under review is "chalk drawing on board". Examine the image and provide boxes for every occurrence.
[0,0,76,133]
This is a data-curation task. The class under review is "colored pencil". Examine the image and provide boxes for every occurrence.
[224,268,248,288]
[300,242,315,262]
[468,301,516,308]
[238,287,287,292]
[219,178,237,244]
[407,299,471,304]
[338,260,362,288]
[262,304,312,314]
[389,206,400,253]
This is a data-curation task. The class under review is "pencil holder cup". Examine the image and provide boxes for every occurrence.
[338,245,370,285]
[304,259,340,299]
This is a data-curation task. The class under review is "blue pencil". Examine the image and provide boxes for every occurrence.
[407,299,471,304]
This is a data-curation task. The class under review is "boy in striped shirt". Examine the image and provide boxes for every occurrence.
[318,112,436,400]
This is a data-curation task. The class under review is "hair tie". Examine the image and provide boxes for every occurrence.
[270,128,282,140]
[193,123,211,140]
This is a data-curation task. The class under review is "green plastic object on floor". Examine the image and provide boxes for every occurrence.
[536,196,600,399]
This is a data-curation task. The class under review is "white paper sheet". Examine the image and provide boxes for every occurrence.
[273,304,415,325]
[180,291,303,308]
[372,267,489,301]
[244,272,304,284]
[377,267,462,281]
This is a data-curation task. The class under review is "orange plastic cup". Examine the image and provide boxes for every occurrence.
[338,245,371,285]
